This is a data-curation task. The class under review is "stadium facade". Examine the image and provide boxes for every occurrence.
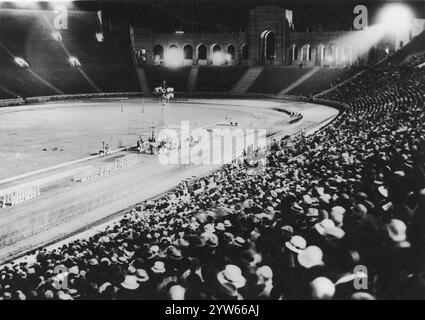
[131,5,425,68]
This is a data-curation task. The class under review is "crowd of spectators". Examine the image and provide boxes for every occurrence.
[404,52,425,68]
[0,64,424,300]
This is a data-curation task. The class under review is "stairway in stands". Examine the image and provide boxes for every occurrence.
[135,68,151,95]
[230,66,264,95]
[187,65,199,96]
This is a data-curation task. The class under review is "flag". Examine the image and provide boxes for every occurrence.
[97,10,103,26]
[286,10,294,30]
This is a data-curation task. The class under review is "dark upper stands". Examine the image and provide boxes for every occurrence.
[286,68,349,96]
[143,66,191,93]
[195,66,248,92]
[247,67,311,94]
[0,9,140,99]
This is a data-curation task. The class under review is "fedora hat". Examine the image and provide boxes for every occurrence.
[121,275,140,290]
[151,261,166,274]
[223,220,232,228]
[168,248,183,261]
[206,234,219,248]
[285,236,307,254]
[297,246,324,269]
[136,269,150,283]
[291,203,304,215]
[307,208,319,217]
[217,265,246,289]
[323,226,346,240]
[386,219,410,247]
[232,236,246,247]
[215,223,225,231]
[57,290,73,300]
[314,219,335,235]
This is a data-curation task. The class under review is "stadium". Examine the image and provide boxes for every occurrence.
[0,0,424,301]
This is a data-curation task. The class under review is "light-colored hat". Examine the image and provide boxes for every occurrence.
[121,275,140,290]
[331,206,346,216]
[204,223,215,233]
[151,261,166,274]
[223,220,232,228]
[169,285,186,300]
[127,265,136,275]
[256,266,273,281]
[215,223,226,231]
[68,266,79,275]
[330,207,345,227]
[233,236,246,247]
[310,277,335,300]
[217,264,246,289]
[314,219,335,235]
[323,226,346,239]
[297,246,324,269]
[378,186,389,198]
[285,236,307,254]
[136,269,150,282]
[307,208,319,217]
[319,194,332,204]
[57,290,73,300]
[386,219,410,247]
[99,282,112,294]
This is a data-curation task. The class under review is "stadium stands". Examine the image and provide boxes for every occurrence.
[195,66,248,92]
[247,67,311,94]
[143,66,191,93]
[286,68,350,96]
[0,9,140,99]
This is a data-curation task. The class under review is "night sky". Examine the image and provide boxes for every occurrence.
[2,0,425,33]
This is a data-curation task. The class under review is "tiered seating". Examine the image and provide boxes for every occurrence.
[144,66,191,92]
[287,68,349,96]
[247,67,311,94]
[195,66,248,92]
[0,9,140,98]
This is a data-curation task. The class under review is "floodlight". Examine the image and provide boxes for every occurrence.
[212,51,225,65]
[51,31,62,42]
[379,4,413,33]
[68,56,81,67]
[14,57,29,68]
[95,32,104,43]
[165,47,183,67]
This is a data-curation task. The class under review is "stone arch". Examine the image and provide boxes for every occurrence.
[227,44,236,61]
[183,44,193,60]
[301,44,312,61]
[239,43,249,62]
[211,44,221,55]
[211,44,223,65]
[153,44,164,64]
[259,30,276,64]
[197,44,207,60]
[317,44,325,63]
[328,44,338,63]
[288,44,298,64]
[166,44,182,67]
